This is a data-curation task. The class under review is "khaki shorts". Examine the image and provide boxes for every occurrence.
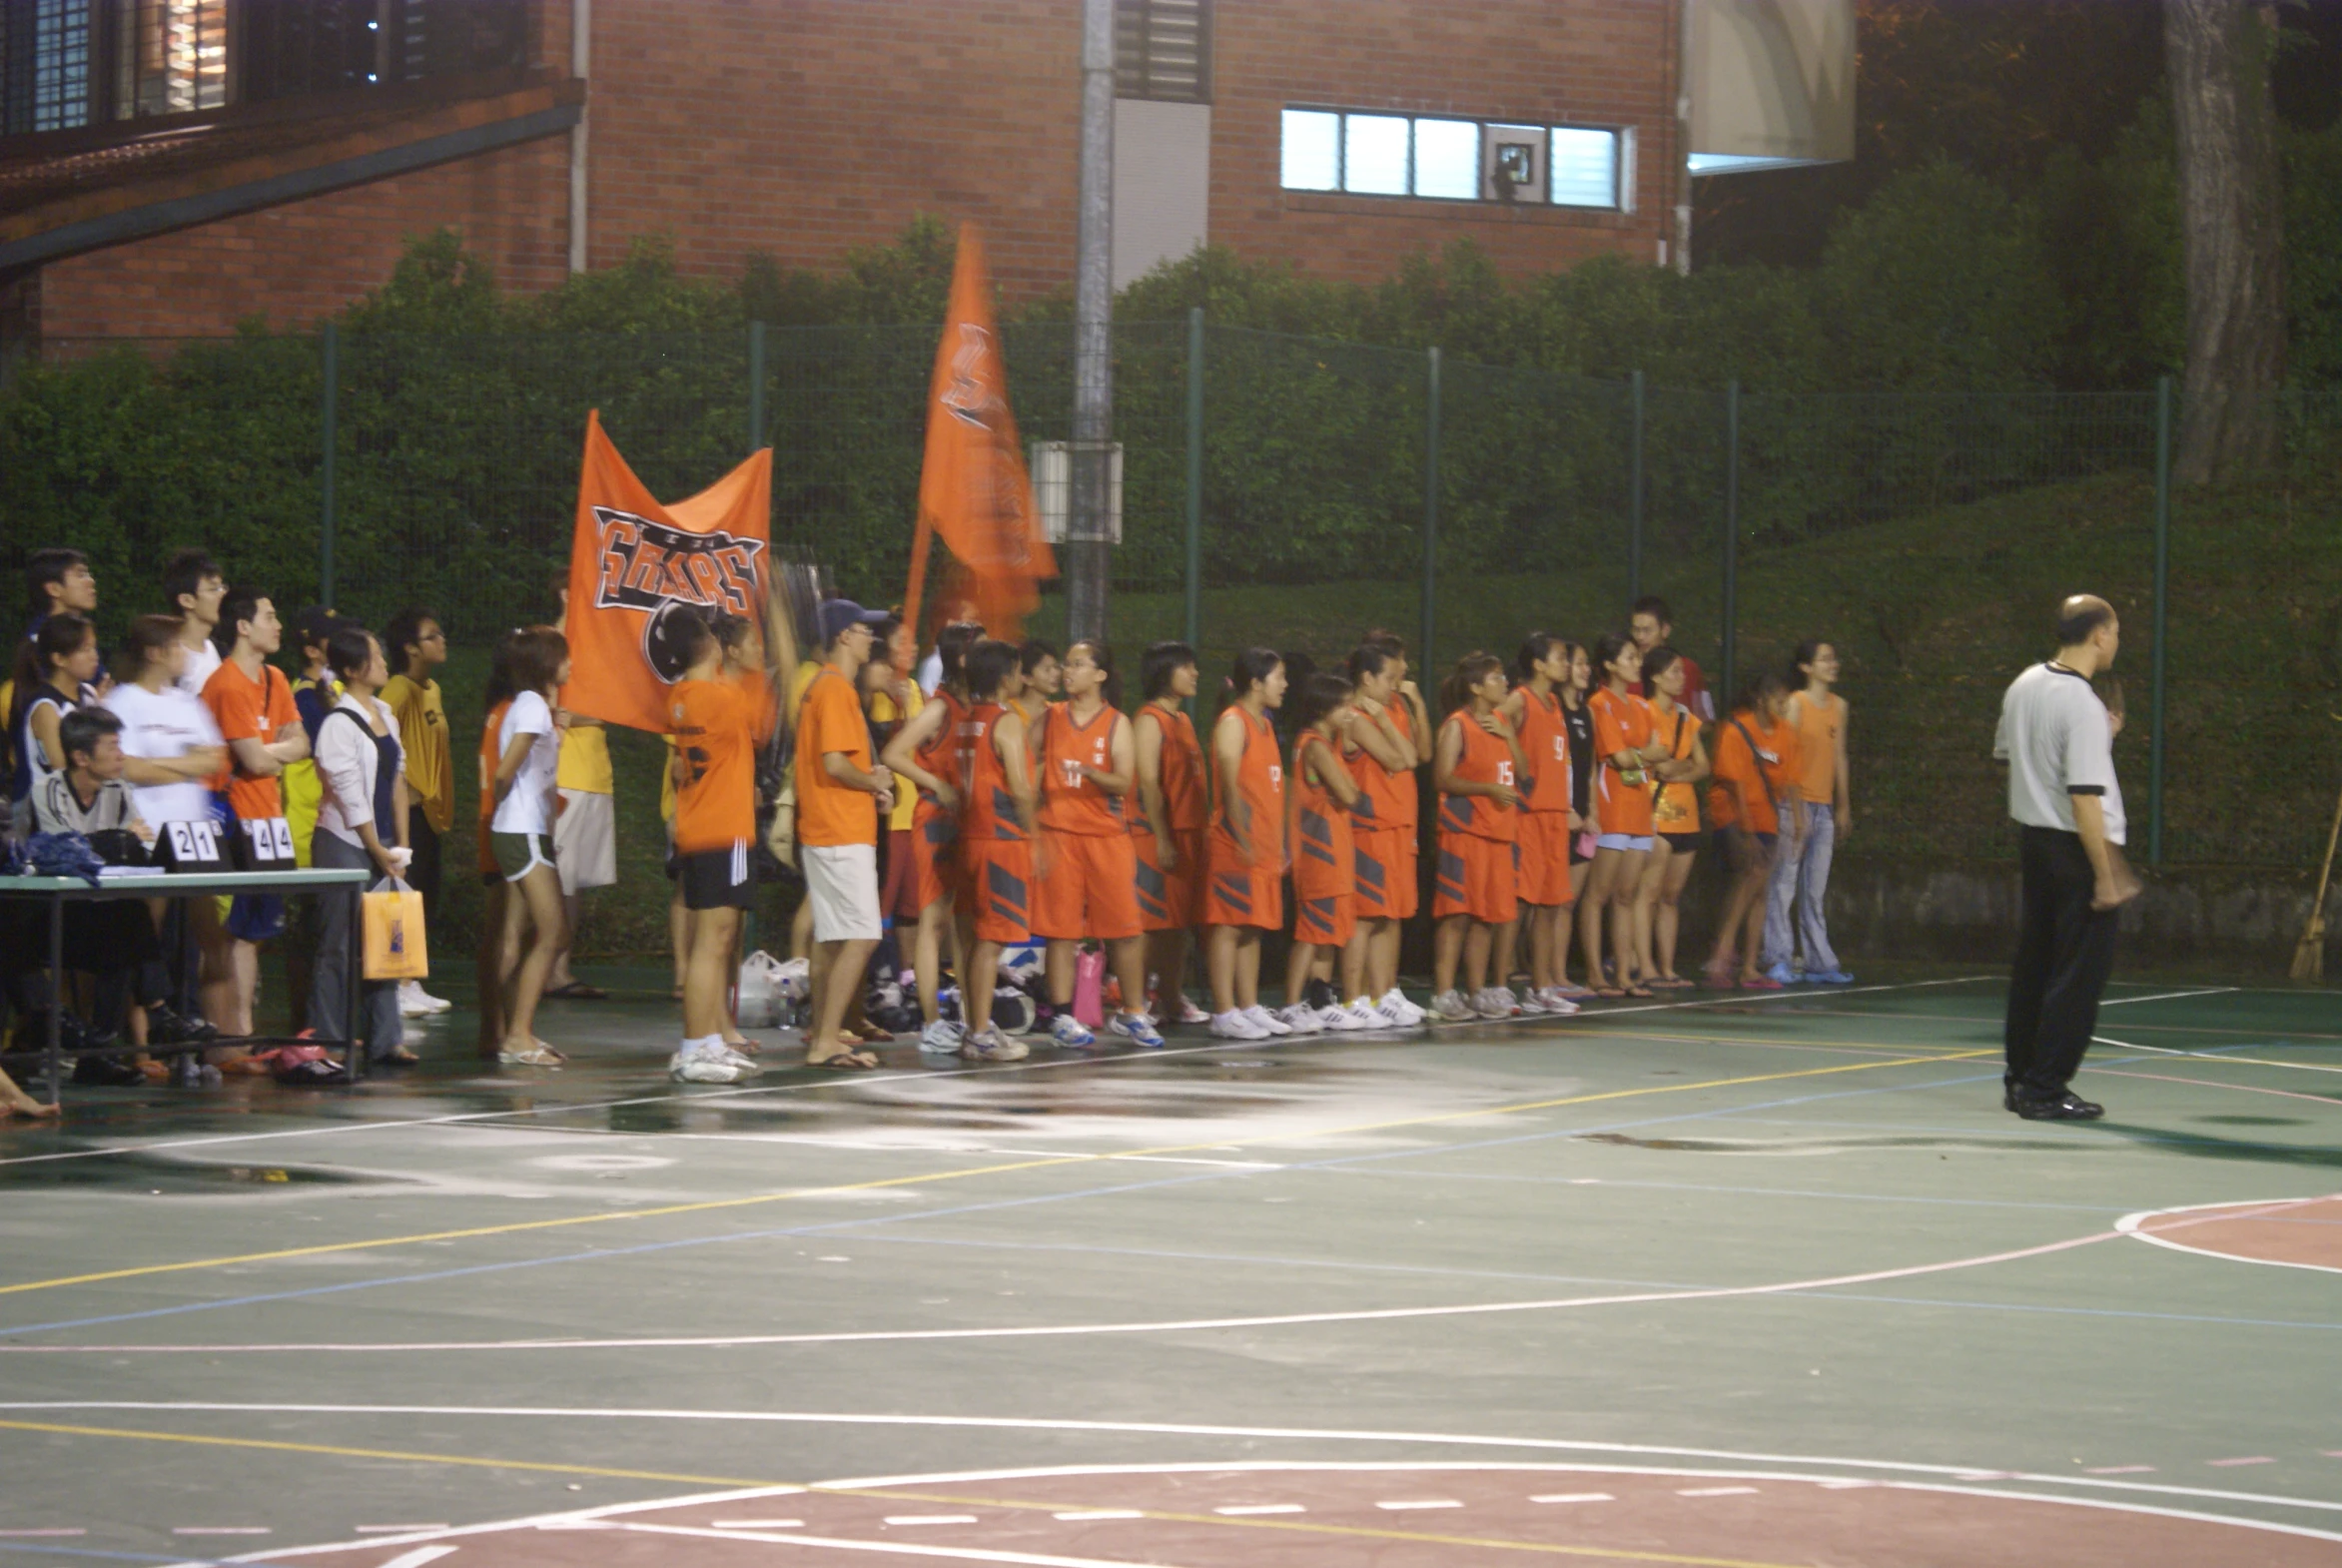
[553,788,616,894]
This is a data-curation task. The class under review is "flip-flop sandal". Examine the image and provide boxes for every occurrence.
[1592,987,1626,1000]
[531,1038,569,1062]
[853,1023,896,1044]
[808,1050,877,1071]
[1625,985,1655,999]
[545,982,608,1001]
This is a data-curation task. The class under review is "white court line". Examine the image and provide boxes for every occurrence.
[2099,987,2242,1007]
[1571,975,1997,1019]
[2117,1196,2342,1277]
[2095,1034,2342,1075]
[0,1223,2130,1354]
[374,1549,457,1568]
[599,1519,1211,1566]
[215,1458,2342,1566]
[0,978,1996,1172]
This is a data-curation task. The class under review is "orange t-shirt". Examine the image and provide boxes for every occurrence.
[1589,685,1657,837]
[1794,690,1844,804]
[201,657,298,823]
[1650,702,1703,835]
[670,677,759,854]
[1209,705,1284,871]
[1038,702,1126,836]
[793,666,876,849]
[1515,686,1572,815]
[1709,712,1798,835]
[1131,704,1206,836]
[1437,711,1520,844]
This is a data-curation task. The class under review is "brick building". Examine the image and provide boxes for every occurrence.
[0,0,1848,343]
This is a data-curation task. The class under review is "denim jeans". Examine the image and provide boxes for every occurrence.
[1762,801,1840,974]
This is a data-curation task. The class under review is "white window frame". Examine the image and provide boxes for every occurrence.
[1277,108,1628,212]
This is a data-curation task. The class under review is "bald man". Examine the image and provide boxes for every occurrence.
[1991,595,2140,1121]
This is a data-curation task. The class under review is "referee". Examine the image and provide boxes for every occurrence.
[1992,594,2141,1121]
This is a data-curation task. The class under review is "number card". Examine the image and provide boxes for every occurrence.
[160,819,228,871]
[236,816,297,871]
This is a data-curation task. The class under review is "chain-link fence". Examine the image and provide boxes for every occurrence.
[7,321,2339,880]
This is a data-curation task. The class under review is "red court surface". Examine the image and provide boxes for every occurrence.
[254,1462,2342,1568]
[2121,1194,2342,1274]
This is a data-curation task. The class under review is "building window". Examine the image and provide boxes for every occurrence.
[1116,0,1210,104]
[1,0,93,133]
[1277,108,1628,211]
[117,0,231,119]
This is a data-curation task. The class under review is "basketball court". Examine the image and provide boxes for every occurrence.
[1,969,2337,1566]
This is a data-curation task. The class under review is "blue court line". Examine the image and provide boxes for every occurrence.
[0,1065,2030,1338]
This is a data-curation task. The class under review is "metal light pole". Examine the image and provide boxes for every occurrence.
[1068,0,1116,644]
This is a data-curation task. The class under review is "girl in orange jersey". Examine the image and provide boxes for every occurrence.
[1582,632,1673,999]
[881,619,987,1054]
[1011,640,1061,732]
[1132,641,1208,1025]
[1277,672,1371,1035]
[1204,647,1289,1041]
[1498,633,1583,1017]
[1032,640,1164,1050]
[1632,646,1709,990]
[1339,641,1424,1029]
[1704,672,1801,990]
[954,639,1039,1062]
[1428,652,1529,1022]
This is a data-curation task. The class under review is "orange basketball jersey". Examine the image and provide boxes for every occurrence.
[1437,713,1519,843]
[1131,703,1206,836]
[914,688,967,805]
[1210,705,1284,871]
[1038,702,1126,836]
[960,701,1029,842]
[1514,686,1573,815]
[1344,695,1416,833]
[1288,731,1355,901]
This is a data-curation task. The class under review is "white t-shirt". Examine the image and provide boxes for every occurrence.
[176,635,222,700]
[1992,661,2124,845]
[102,680,224,827]
[491,689,560,835]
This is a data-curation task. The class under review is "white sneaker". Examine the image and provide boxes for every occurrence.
[1275,1003,1325,1035]
[1209,1009,1268,1040]
[1494,985,1521,1013]
[669,1044,747,1084]
[1538,986,1582,1017]
[962,1028,1029,1062]
[1243,1004,1292,1037]
[1430,989,1475,1023]
[1369,994,1414,1029]
[1048,1014,1098,1049]
[1107,1012,1167,1049]
[1379,987,1426,1026]
[1345,998,1384,1029]
[1516,988,1550,1015]
[1472,987,1516,1020]
[919,1019,966,1055]
[397,981,451,1017]
[710,1042,764,1075]
[1318,1003,1365,1032]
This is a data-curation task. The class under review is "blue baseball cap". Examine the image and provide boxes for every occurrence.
[817,597,889,646]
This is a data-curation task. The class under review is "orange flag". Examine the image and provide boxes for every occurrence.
[564,409,772,732]
[908,224,1056,641]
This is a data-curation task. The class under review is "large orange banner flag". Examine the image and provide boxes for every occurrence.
[564,409,772,732]
[907,224,1056,640]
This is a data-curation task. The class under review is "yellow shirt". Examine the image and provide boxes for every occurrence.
[381,673,453,832]
[556,720,613,795]
[868,682,922,833]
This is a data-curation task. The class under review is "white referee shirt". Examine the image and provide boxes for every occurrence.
[1992,662,2125,844]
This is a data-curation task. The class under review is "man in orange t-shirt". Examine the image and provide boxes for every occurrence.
[199,588,311,1038]
[791,598,895,1069]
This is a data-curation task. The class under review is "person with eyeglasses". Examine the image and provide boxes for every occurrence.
[381,607,454,1017]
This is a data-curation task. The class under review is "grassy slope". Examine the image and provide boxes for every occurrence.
[429,468,2339,960]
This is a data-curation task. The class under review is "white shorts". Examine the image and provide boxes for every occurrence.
[802,841,883,943]
[1595,833,1655,854]
[553,788,617,894]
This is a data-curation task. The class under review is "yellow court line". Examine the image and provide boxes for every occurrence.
[0,1417,1816,1568]
[0,1048,1992,1299]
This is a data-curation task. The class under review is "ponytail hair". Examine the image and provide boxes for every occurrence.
[936,620,985,694]
[1592,630,1636,680]
[1228,646,1282,701]
[1438,650,1504,717]
[1140,639,1197,701]
[1346,641,1395,685]
[1790,637,1830,681]
[1286,671,1353,734]
[1070,639,1123,710]
[11,611,92,708]
[1514,630,1563,684]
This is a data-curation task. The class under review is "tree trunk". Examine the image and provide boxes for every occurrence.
[2163,0,2285,483]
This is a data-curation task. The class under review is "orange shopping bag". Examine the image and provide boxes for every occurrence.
[362,878,428,982]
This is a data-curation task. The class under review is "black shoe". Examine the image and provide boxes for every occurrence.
[2002,1080,2017,1113]
[21,1010,114,1055]
[71,1050,146,1088]
[144,1001,215,1048]
[2013,1091,2104,1121]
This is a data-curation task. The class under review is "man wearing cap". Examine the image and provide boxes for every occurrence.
[795,598,896,1069]
[1992,593,2140,1121]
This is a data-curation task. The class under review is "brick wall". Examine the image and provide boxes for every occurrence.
[28,0,1675,338]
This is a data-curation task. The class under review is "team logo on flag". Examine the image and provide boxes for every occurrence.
[590,508,766,615]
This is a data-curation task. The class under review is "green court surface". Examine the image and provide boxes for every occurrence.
[1,972,2338,1566]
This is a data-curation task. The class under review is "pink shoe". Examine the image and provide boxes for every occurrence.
[1739,976,1783,991]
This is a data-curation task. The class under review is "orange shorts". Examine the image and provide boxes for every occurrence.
[911,799,960,912]
[1351,826,1418,921]
[962,837,1033,944]
[1434,832,1520,925]
[1515,811,1576,907]
[1293,889,1356,948]
[1134,827,1204,931]
[1203,840,1284,932]
[1032,829,1141,941]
